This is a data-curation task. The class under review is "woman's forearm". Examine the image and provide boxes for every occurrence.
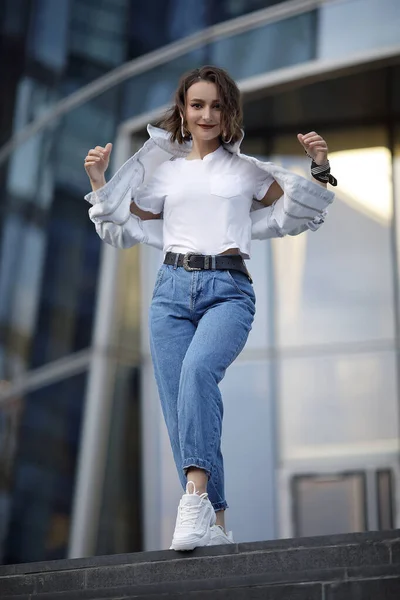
[130,201,162,221]
[90,176,106,192]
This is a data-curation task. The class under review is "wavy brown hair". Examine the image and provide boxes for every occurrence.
[159,65,243,145]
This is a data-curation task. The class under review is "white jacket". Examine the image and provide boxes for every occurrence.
[85,125,335,251]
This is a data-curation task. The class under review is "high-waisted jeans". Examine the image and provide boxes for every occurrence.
[149,263,255,511]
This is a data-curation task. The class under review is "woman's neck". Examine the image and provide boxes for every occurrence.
[186,136,221,161]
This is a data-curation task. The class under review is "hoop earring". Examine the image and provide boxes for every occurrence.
[222,132,233,144]
[181,117,190,139]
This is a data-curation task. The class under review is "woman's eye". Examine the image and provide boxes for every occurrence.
[214,104,221,109]
[191,104,202,109]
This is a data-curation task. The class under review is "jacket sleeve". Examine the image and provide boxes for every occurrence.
[84,137,170,250]
[85,183,164,251]
[250,166,334,240]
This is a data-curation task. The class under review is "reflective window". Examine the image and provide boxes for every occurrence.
[69,0,129,67]
[96,244,142,554]
[0,163,101,377]
[394,124,400,332]
[96,364,142,554]
[121,51,209,121]
[0,220,46,379]
[245,241,274,351]
[1,0,29,36]
[293,472,367,537]
[127,0,284,59]
[392,66,400,117]
[165,0,207,42]
[0,394,22,563]
[0,205,49,379]
[0,77,117,376]
[1,372,87,564]
[219,0,286,20]
[279,351,399,461]
[127,2,177,57]
[210,11,317,81]
[270,127,395,348]
[221,361,277,542]
[29,191,101,369]
[55,92,118,193]
[376,469,394,530]
[121,11,317,122]
[27,0,70,71]
[318,0,400,60]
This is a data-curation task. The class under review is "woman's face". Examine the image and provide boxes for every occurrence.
[184,80,222,141]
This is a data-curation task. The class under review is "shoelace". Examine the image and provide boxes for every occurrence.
[179,493,208,527]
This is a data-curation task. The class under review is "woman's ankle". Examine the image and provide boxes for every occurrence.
[215,509,226,532]
[186,467,208,494]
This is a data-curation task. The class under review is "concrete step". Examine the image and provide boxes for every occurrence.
[0,529,399,599]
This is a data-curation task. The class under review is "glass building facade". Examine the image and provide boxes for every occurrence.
[0,0,399,563]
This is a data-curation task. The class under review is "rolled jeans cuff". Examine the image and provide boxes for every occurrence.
[183,457,213,479]
[212,500,229,512]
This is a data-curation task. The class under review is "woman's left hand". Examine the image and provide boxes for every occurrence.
[297,132,328,165]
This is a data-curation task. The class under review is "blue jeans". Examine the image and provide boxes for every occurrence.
[149,264,255,511]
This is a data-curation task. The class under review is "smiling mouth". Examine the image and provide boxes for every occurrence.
[198,124,216,129]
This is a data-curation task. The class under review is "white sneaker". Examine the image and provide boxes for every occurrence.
[207,524,234,546]
[170,481,216,551]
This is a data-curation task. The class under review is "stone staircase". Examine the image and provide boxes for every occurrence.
[0,529,399,599]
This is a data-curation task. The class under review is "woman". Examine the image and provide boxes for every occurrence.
[84,65,336,551]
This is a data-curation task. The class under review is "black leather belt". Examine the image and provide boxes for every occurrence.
[164,252,252,282]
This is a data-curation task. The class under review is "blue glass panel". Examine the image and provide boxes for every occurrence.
[121,11,316,122]
[209,12,317,81]
[318,0,400,60]
[29,192,101,368]
[1,372,87,564]
[121,49,209,121]
[27,0,70,71]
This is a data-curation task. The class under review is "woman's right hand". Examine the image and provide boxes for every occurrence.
[84,143,112,185]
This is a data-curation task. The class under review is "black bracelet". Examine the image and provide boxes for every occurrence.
[305,152,337,186]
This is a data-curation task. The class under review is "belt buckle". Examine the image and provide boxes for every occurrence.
[183,252,202,272]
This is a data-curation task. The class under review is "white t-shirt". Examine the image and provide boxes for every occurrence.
[135,145,274,258]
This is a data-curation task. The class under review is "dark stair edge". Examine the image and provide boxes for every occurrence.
[2,563,400,600]
[86,582,327,600]
[1,529,399,578]
[108,577,400,600]
[4,575,400,600]
[1,539,399,597]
